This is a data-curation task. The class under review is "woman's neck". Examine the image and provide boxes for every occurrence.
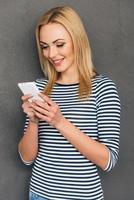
[56,75,79,85]
[56,68,79,84]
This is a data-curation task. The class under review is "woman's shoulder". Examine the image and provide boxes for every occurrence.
[35,77,48,90]
[35,77,48,83]
[93,74,117,87]
[92,74,119,96]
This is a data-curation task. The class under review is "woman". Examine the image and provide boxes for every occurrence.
[18,6,121,200]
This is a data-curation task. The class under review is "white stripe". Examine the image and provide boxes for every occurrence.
[21,75,120,199]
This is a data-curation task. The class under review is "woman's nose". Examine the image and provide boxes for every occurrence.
[48,46,57,59]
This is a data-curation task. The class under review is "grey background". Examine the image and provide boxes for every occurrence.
[0,0,133,199]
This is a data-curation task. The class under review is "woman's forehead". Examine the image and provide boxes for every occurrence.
[39,23,71,43]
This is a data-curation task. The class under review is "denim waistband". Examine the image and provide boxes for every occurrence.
[29,191,49,200]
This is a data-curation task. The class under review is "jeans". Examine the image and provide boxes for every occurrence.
[29,191,49,200]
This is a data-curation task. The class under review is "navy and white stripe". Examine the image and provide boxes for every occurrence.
[22,75,121,200]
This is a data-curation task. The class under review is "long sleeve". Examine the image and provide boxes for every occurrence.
[96,77,121,171]
[19,115,35,166]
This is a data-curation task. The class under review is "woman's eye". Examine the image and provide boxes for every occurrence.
[57,43,65,48]
[40,45,48,49]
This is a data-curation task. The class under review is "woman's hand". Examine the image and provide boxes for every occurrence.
[31,93,64,127]
[21,94,39,123]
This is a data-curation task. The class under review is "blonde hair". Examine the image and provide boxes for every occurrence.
[35,6,97,98]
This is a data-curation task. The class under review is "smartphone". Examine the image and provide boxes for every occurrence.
[18,82,43,102]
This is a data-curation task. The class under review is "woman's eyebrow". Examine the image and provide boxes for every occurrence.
[40,39,65,45]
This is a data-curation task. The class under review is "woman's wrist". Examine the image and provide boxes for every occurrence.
[55,116,68,130]
[29,118,38,124]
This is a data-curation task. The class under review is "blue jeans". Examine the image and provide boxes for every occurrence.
[29,191,49,200]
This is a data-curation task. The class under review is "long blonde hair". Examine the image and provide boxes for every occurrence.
[35,6,97,98]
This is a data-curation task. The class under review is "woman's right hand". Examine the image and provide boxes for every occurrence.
[21,94,39,123]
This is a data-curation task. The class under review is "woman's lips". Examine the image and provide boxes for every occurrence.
[52,58,64,66]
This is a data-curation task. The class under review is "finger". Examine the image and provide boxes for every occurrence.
[24,108,34,114]
[22,101,32,110]
[21,94,32,101]
[32,100,51,112]
[31,103,50,116]
[27,111,35,118]
[33,98,59,115]
[34,111,51,122]
[38,93,54,106]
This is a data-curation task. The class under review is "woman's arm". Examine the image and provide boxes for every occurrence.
[31,93,110,170]
[18,121,38,163]
[55,117,109,170]
[18,94,39,164]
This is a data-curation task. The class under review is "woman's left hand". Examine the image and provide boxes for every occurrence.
[31,93,64,127]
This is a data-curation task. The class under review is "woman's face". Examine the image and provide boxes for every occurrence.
[39,23,77,75]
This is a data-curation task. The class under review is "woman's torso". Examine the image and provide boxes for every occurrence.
[25,75,107,200]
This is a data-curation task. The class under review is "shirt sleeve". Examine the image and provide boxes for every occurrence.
[96,76,121,171]
[18,78,46,165]
[19,115,34,165]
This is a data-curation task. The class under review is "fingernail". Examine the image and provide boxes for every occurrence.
[39,93,43,96]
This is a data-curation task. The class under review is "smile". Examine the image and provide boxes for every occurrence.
[52,58,64,66]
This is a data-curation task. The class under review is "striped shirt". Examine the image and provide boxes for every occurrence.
[22,75,121,200]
